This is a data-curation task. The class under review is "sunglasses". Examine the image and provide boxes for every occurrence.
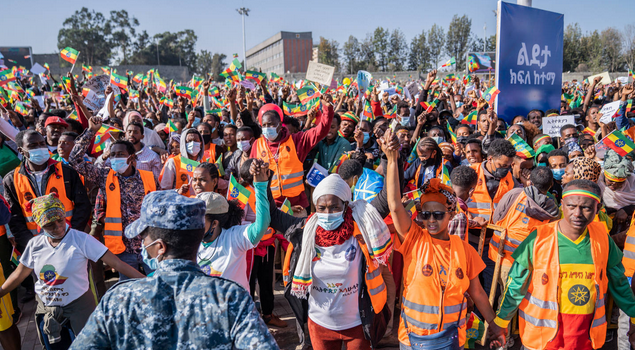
[420,211,448,221]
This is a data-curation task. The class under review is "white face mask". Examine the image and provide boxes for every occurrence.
[237,140,251,152]
[186,141,201,156]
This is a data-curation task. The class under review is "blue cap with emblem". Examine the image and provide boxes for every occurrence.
[124,190,206,239]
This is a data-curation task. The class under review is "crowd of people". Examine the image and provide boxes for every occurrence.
[0,62,633,350]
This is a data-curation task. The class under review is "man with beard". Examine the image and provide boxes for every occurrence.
[44,116,68,155]
[124,121,162,181]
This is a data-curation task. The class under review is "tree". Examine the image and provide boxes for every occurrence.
[57,7,114,66]
[130,30,198,70]
[408,30,429,71]
[317,37,340,70]
[445,15,472,70]
[195,50,214,75]
[372,27,390,71]
[623,24,635,71]
[563,23,583,72]
[388,29,408,71]
[342,35,361,74]
[109,10,139,64]
[359,34,377,72]
[210,53,227,81]
[129,30,156,65]
[600,28,623,72]
[470,34,496,52]
[428,24,445,68]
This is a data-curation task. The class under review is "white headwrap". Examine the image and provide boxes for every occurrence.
[291,174,393,299]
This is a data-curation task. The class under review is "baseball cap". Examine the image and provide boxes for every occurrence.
[196,192,229,215]
[125,190,206,239]
[45,116,69,128]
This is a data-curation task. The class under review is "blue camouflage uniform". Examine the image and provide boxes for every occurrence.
[69,190,279,350]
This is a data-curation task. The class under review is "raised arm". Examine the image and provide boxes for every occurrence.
[382,128,411,243]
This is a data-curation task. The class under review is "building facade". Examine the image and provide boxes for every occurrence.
[245,32,312,75]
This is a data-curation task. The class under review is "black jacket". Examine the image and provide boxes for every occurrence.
[3,161,91,249]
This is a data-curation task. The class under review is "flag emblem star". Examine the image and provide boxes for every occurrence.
[231,188,238,197]
[186,164,193,172]
[66,52,71,57]
[616,140,625,147]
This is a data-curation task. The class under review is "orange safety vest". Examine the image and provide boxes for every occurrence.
[159,156,191,192]
[14,162,74,235]
[204,144,217,163]
[518,221,608,350]
[0,225,5,237]
[104,169,156,254]
[489,191,551,266]
[399,231,470,347]
[466,162,514,224]
[622,214,635,278]
[282,223,387,313]
[254,136,304,199]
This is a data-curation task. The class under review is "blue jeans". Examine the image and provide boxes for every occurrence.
[116,251,152,280]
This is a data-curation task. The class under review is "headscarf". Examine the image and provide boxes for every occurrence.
[599,149,635,208]
[420,178,457,211]
[535,144,555,156]
[571,157,602,182]
[604,149,633,181]
[292,174,392,299]
[566,140,583,157]
[27,193,65,228]
[154,123,166,134]
[439,142,455,153]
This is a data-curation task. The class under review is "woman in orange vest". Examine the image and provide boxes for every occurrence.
[383,128,505,349]
[176,162,219,197]
[494,180,635,350]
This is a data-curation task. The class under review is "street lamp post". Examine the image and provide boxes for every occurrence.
[237,7,250,64]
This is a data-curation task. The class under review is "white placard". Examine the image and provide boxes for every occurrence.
[30,63,46,75]
[82,75,121,111]
[542,114,575,137]
[598,101,622,124]
[616,77,629,84]
[586,72,611,85]
[406,82,419,99]
[306,61,335,86]
[357,70,372,96]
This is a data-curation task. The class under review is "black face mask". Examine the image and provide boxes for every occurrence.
[457,136,468,144]
[493,166,511,179]
[202,134,211,145]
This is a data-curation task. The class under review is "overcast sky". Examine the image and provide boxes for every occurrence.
[4,0,634,62]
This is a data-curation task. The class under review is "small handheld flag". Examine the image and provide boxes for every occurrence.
[180,156,200,176]
[602,130,635,157]
[227,174,252,209]
[440,57,456,68]
[60,47,79,64]
[280,198,292,215]
[10,247,21,267]
[508,133,536,159]
[405,201,417,219]
[483,86,500,105]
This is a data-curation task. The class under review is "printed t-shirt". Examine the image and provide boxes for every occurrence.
[197,224,255,291]
[21,227,108,306]
[308,235,362,331]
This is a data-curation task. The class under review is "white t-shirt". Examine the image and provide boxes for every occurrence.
[308,236,362,331]
[197,224,255,291]
[21,228,108,307]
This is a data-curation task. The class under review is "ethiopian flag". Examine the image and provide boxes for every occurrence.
[180,156,200,176]
[10,247,21,267]
[111,73,128,90]
[440,163,452,185]
[39,265,68,286]
[280,198,292,215]
[60,47,79,64]
[215,155,225,177]
[176,86,194,99]
[602,129,635,156]
[405,201,417,219]
[483,86,500,105]
[440,57,456,67]
[297,86,321,104]
[461,110,478,125]
[245,70,266,84]
[464,312,485,349]
[164,119,178,134]
[0,70,17,86]
[82,64,92,73]
[133,73,143,84]
[508,133,536,159]
[330,153,349,174]
[227,174,251,209]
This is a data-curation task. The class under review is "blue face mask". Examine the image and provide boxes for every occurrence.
[28,148,50,165]
[262,127,278,141]
[192,117,201,128]
[42,223,69,239]
[363,132,370,144]
[536,163,547,167]
[141,239,162,271]
[400,117,410,126]
[110,157,130,174]
[316,211,345,231]
[432,136,445,144]
[552,168,565,181]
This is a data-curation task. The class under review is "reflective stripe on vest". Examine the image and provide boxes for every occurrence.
[518,221,609,350]
[355,223,387,312]
[104,169,156,254]
[489,191,551,265]
[623,222,635,278]
[399,232,470,347]
[254,137,304,198]
[467,163,514,225]
[14,162,74,235]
